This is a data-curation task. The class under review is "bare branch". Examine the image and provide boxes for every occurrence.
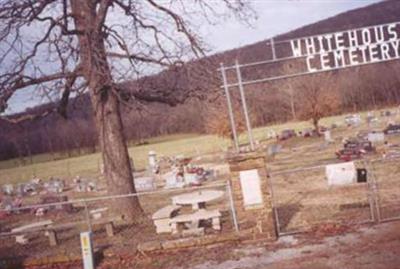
[57,73,77,118]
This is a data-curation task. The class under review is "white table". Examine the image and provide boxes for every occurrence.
[172,190,224,210]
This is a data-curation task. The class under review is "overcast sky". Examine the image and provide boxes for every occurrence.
[202,0,382,53]
[6,0,382,114]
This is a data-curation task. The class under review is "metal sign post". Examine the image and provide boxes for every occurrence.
[80,231,94,269]
[235,60,255,151]
[220,63,240,152]
[270,38,276,60]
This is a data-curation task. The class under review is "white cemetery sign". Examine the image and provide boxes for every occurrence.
[239,169,263,207]
[290,23,400,72]
[220,21,400,151]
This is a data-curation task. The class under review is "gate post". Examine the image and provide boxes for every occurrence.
[227,151,277,240]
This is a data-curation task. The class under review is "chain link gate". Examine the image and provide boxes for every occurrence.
[368,156,400,223]
[268,162,376,236]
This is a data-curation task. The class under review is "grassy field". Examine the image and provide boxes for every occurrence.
[0,107,398,185]
[1,107,400,260]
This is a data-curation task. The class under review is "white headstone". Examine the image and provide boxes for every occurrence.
[148,151,157,167]
[239,169,263,207]
[2,184,14,195]
[164,170,184,189]
[266,130,277,139]
[324,130,332,142]
[368,132,385,143]
[184,173,200,185]
[134,176,156,191]
[326,162,356,186]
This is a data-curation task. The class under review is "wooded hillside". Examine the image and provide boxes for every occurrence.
[1,0,400,161]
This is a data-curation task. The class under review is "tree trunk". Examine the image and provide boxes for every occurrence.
[70,0,143,221]
[313,117,320,136]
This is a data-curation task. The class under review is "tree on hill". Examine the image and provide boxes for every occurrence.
[0,0,254,221]
[205,100,247,141]
[295,73,341,134]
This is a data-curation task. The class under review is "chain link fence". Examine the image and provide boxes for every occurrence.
[0,182,235,263]
[369,156,400,222]
[269,161,375,236]
[1,156,400,264]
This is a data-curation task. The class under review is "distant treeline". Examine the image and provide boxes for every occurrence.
[1,0,400,162]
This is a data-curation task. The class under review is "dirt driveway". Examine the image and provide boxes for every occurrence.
[190,221,400,269]
[23,221,400,269]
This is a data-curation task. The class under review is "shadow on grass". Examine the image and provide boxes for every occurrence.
[276,203,302,232]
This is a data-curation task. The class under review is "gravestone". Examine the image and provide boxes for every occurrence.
[134,176,156,192]
[324,130,333,142]
[44,178,65,193]
[326,162,356,186]
[23,183,37,194]
[266,130,277,139]
[368,132,385,143]
[148,151,158,173]
[267,144,282,157]
[164,168,185,189]
[2,184,13,195]
[184,173,201,186]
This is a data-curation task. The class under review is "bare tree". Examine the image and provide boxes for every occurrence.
[279,62,303,121]
[0,0,254,220]
[205,100,246,141]
[295,73,341,134]
[280,83,297,120]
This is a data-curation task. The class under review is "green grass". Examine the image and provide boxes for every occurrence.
[0,107,398,185]
[0,134,231,184]
[0,133,202,170]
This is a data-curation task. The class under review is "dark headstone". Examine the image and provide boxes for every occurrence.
[357,168,367,183]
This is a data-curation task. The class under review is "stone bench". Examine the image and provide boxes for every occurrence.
[8,218,120,246]
[152,205,181,234]
[11,220,54,245]
[169,209,221,234]
[46,218,118,246]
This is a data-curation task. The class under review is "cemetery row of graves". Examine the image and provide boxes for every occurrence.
[0,108,400,260]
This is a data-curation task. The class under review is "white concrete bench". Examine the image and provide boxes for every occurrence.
[152,205,181,234]
[8,218,120,246]
[169,209,221,234]
[11,220,54,245]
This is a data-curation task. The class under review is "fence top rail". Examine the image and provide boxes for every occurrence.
[269,155,400,176]
[369,155,400,163]
[269,160,367,176]
[0,182,228,213]
[220,55,400,89]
